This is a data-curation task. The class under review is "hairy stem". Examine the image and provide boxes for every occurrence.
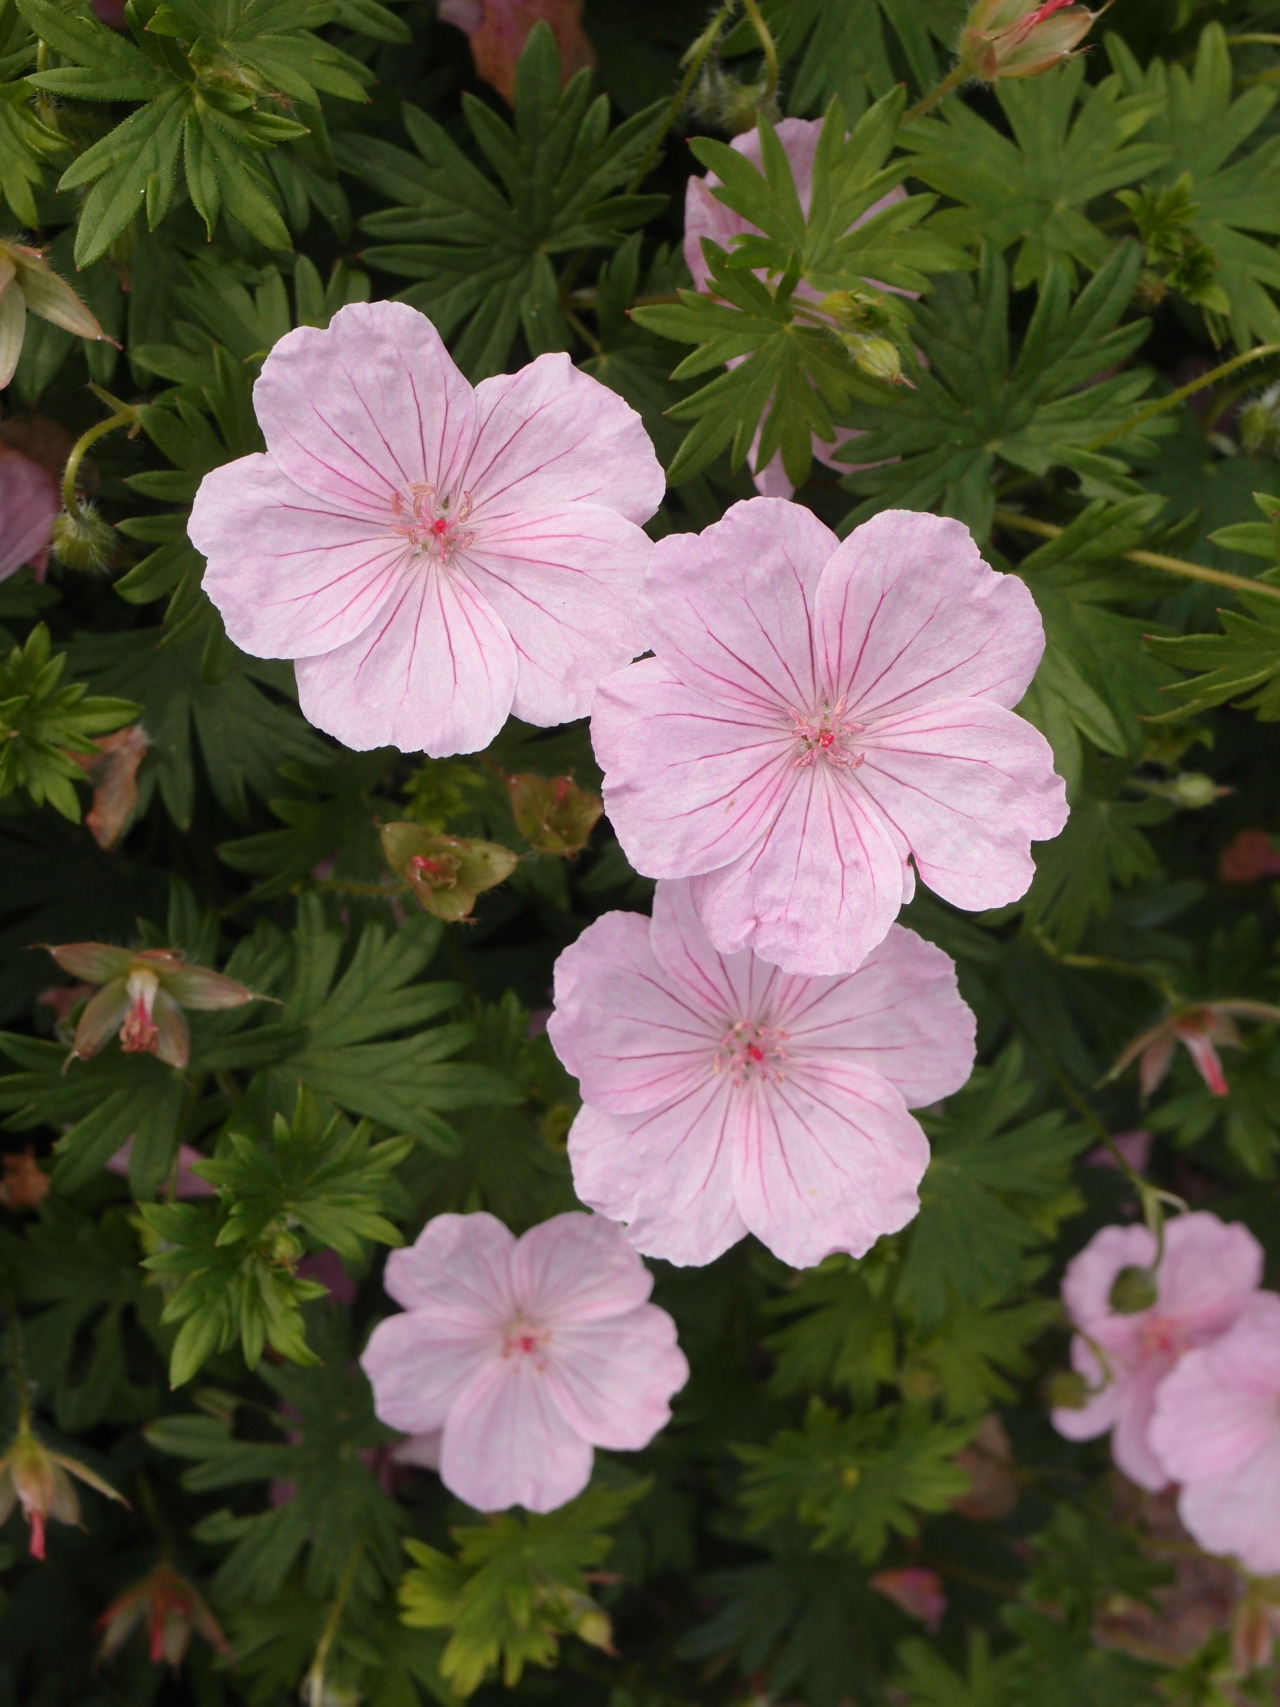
[624,1,734,195]
[1082,343,1280,453]
[741,0,779,104]
[304,1541,364,1707]
[61,406,138,511]
[994,508,1280,601]
[901,62,967,126]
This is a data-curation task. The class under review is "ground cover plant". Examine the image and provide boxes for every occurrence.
[8,0,1280,1702]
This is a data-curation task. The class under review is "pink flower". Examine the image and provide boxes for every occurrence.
[1149,1291,1280,1576]
[106,1140,215,1197]
[437,0,595,106]
[189,302,663,758]
[1052,1213,1263,1491]
[683,118,909,499]
[591,499,1066,976]
[359,1211,687,1513]
[0,446,58,582]
[547,879,975,1269]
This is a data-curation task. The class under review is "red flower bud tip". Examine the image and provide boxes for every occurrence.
[97,1562,230,1669]
[0,1427,127,1558]
[1107,1000,1280,1099]
[959,0,1105,82]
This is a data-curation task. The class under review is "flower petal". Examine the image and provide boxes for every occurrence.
[542,1307,687,1449]
[690,764,911,975]
[440,1358,593,1513]
[730,1066,928,1269]
[593,657,796,877]
[465,352,663,525]
[1148,1211,1263,1335]
[1108,1354,1174,1491]
[1175,1435,1280,1577]
[567,1098,749,1268]
[639,497,837,715]
[191,456,412,659]
[461,504,648,726]
[0,448,57,581]
[295,564,518,756]
[548,911,719,1115]
[768,923,975,1108]
[856,698,1067,911]
[818,509,1048,717]
[510,1211,654,1323]
[383,1211,515,1319]
[251,301,478,519]
[1149,1292,1280,1484]
[359,1310,497,1435]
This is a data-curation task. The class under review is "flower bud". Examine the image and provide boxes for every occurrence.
[960,0,1099,83]
[844,334,905,385]
[97,1560,230,1668]
[1241,382,1280,459]
[380,822,517,922]
[51,501,117,574]
[1109,1264,1159,1315]
[1165,772,1222,810]
[0,1427,127,1557]
[507,774,603,856]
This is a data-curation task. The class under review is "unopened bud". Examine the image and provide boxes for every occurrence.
[1241,382,1280,459]
[51,501,116,573]
[1166,772,1221,809]
[960,0,1098,83]
[380,822,517,922]
[1046,1370,1090,1410]
[845,334,905,385]
[508,774,603,856]
[266,1226,305,1268]
[1109,1264,1159,1314]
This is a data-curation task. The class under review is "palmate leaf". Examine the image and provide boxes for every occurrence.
[1108,24,1280,349]
[340,24,665,378]
[21,0,368,262]
[897,1633,1011,1707]
[898,1048,1088,1326]
[764,1258,898,1411]
[737,1401,972,1559]
[902,61,1168,288]
[0,79,66,225]
[840,244,1159,537]
[1020,782,1168,952]
[1144,573,1280,717]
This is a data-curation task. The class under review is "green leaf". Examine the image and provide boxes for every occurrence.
[897,1632,1011,1707]
[903,61,1168,287]
[840,245,1160,536]
[764,1257,898,1410]
[401,1484,648,1696]
[898,1048,1088,1326]
[737,1400,971,1559]
[341,23,665,378]
[1145,576,1280,716]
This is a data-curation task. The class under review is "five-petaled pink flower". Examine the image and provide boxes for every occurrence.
[547,879,975,1269]
[0,446,58,582]
[359,1211,687,1513]
[1150,1290,1280,1576]
[1051,1212,1263,1491]
[591,499,1066,977]
[684,118,908,499]
[189,301,664,757]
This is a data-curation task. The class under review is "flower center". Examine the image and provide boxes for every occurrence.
[120,967,161,1055]
[714,1019,789,1087]
[390,484,474,562]
[501,1316,551,1366]
[790,697,866,770]
[1138,1316,1184,1358]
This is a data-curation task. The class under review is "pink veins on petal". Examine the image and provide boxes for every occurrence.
[188,301,665,758]
[547,878,977,1271]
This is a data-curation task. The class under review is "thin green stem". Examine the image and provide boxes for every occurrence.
[6,1307,32,1433]
[1082,343,1280,452]
[994,508,1280,602]
[1225,33,1280,45]
[901,62,967,126]
[740,0,778,104]
[624,1,734,196]
[61,406,138,511]
[564,306,601,357]
[304,1541,364,1707]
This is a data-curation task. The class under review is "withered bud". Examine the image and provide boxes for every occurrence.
[381,822,517,922]
[959,0,1100,84]
[508,774,603,857]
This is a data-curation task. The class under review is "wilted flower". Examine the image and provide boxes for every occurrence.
[508,773,602,855]
[0,446,58,581]
[1052,1213,1263,1490]
[360,1210,688,1513]
[959,0,1102,83]
[0,1426,126,1557]
[1219,828,1280,884]
[1107,1000,1280,1099]
[592,500,1066,976]
[548,880,975,1269]
[45,944,257,1070]
[76,723,149,850]
[1150,1290,1280,1577]
[0,239,110,389]
[1230,1579,1280,1677]
[950,1412,1019,1521]
[869,1567,947,1632]
[437,0,595,105]
[97,1561,230,1668]
[189,302,662,757]
[684,117,912,498]
[0,1147,49,1211]
[380,821,518,920]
